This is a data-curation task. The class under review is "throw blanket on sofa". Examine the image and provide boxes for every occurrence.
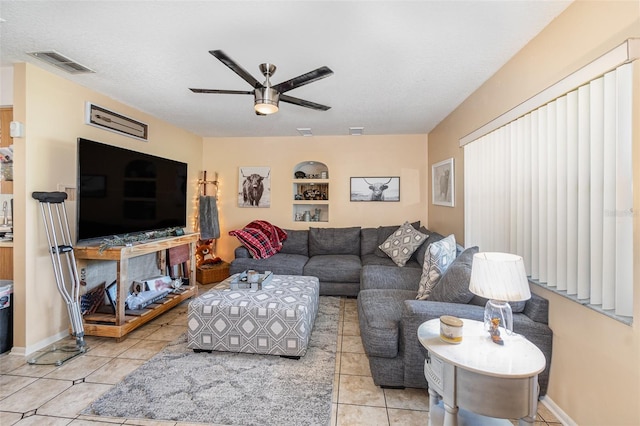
[229,220,287,259]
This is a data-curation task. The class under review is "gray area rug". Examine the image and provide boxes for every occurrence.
[83,296,340,426]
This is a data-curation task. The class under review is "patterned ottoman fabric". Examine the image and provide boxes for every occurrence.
[187,275,320,357]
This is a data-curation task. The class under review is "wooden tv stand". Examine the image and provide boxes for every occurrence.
[75,233,199,339]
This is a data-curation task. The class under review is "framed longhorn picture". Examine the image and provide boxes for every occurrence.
[238,167,271,208]
[350,177,400,202]
[432,158,454,207]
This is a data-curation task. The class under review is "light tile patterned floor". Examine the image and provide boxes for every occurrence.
[0,290,562,425]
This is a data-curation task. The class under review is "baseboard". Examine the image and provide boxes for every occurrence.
[9,330,70,357]
[540,395,577,426]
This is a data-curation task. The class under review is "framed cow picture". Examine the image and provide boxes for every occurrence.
[432,158,454,207]
[350,177,400,202]
[238,167,271,208]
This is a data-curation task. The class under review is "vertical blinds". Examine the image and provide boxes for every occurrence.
[464,63,633,317]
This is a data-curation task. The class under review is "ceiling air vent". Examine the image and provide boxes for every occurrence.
[27,51,95,74]
[349,127,364,136]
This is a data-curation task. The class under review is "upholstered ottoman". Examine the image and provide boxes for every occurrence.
[187,275,319,357]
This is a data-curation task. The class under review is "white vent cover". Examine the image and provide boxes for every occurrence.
[85,103,148,141]
[27,51,94,74]
[296,128,313,137]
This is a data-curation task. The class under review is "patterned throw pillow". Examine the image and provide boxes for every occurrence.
[416,234,457,300]
[378,221,429,267]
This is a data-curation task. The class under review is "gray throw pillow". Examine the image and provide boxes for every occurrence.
[378,221,428,267]
[411,226,431,265]
[416,234,456,300]
[429,246,479,303]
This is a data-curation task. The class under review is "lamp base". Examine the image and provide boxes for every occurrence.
[484,299,513,344]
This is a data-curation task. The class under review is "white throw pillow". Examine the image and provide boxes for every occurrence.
[416,234,457,300]
[378,221,428,267]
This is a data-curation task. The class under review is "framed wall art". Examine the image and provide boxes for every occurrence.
[238,167,271,208]
[432,158,454,207]
[350,177,400,202]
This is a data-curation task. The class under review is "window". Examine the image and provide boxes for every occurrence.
[463,62,634,321]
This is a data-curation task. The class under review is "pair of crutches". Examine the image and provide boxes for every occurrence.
[30,191,86,365]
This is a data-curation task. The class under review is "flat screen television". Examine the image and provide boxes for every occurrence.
[77,138,188,243]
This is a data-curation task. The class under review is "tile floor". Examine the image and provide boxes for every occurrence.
[0,288,562,426]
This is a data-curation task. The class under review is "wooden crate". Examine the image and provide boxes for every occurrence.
[197,262,230,284]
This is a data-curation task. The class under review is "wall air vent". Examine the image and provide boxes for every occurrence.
[85,102,148,141]
[27,50,95,74]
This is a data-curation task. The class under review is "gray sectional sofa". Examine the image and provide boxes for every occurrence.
[358,261,553,396]
[230,223,426,296]
[229,224,553,396]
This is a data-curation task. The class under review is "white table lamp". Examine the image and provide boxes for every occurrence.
[468,252,531,343]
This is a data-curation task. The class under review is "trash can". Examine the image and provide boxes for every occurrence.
[0,280,13,354]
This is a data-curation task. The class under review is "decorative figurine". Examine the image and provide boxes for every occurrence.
[489,317,504,345]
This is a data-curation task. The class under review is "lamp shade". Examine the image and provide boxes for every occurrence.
[468,252,531,302]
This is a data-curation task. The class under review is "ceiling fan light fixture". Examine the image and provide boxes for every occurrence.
[254,87,279,115]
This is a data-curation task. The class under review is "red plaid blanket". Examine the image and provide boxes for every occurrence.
[229,220,288,259]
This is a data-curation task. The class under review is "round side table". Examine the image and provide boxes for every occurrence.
[418,319,546,426]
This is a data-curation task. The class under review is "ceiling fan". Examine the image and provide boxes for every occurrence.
[190,50,334,115]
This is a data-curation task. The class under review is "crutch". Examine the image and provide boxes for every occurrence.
[30,191,86,365]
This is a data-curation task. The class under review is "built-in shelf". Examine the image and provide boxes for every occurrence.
[292,161,329,222]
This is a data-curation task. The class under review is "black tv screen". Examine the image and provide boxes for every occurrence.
[77,138,188,243]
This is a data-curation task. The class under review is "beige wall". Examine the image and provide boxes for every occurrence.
[12,63,202,352]
[202,134,428,261]
[428,1,640,424]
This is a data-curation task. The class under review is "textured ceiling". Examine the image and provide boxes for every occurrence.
[0,1,572,138]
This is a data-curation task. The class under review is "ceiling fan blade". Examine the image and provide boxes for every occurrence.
[190,88,253,95]
[210,50,263,89]
[280,94,331,111]
[272,66,333,94]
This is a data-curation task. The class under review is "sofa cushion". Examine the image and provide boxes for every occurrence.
[358,289,417,358]
[280,229,309,256]
[304,254,361,283]
[361,254,422,269]
[360,265,422,291]
[229,253,308,276]
[309,227,361,256]
[360,227,379,256]
[429,246,478,304]
[416,234,457,300]
[375,221,420,257]
[378,221,428,267]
